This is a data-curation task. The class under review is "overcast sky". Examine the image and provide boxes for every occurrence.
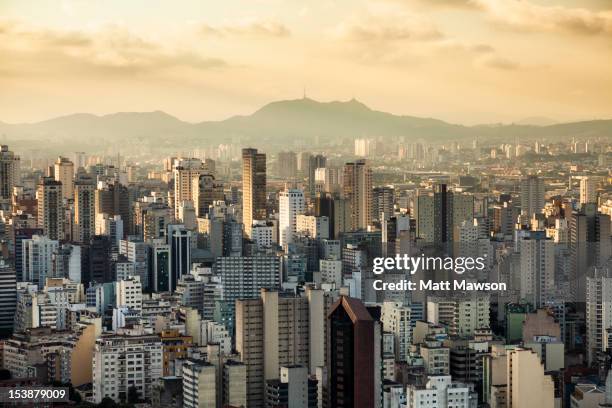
[1,0,611,124]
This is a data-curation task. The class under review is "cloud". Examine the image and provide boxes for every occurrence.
[477,54,519,70]
[0,19,227,78]
[335,14,444,42]
[478,0,612,37]
[200,20,290,38]
[383,0,612,37]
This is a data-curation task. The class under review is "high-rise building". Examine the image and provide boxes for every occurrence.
[415,185,474,244]
[223,360,248,408]
[427,293,490,337]
[215,256,281,331]
[520,175,545,218]
[405,376,474,408]
[518,234,555,307]
[381,301,412,362]
[236,288,329,408]
[73,171,96,244]
[120,239,149,290]
[95,182,130,238]
[13,227,43,281]
[242,148,267,237]
[173,158,205,219]
[0,145,20,202]
[308,154,326,198]
[37,177,64,240]
[85,235,113,285]
[279,189,306,249]
[142,203,173,242]
[586,271,612,365]
[265,365,317,408]
[278,151,298,179]
[343,160,373,230]
[150,240,171,292]
[92,331,163,403]
[54,156,75,200]
[23,235,59,288]
[569,205,611,303]
[115,275,143,312]
[506,348,555,408]
[192,173,224,217]
[168,224,191,292]
[580,176,598,205]
[0,261,17,335]
[95,213,124,251]
[183,359,217,408]
[372,186,394,223]
[327,296,381,408]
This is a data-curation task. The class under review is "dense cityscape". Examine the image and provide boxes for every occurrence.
[0,129,609,408]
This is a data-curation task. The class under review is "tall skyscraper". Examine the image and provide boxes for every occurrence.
[37,177,64,240]
[168,224,192,292]
[520,175,545,218]
[0,145,20,202]
[415,184,474,245]
[235,288,329,408]
[173,158,206,219]
[343,160,373,230]
[308,154,326,198]
[372,186,395,223]
[0,260,17,336]
[278,151,298,179]
[569,204,611,303]
[95,182,130,238]
[586,270,612,365]
[54,156,75,200]
[279,189,306,249]
[23,235,59,288]
[518,234,555,308]
[580,176,598,205]
[327,296,381,408]
[192,173,224,217]
[73,171,96,244]
[242,148,267,237]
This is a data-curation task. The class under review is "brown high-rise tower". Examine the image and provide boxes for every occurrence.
[242,148,266,237]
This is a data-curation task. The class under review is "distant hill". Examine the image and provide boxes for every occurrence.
[1,98,610,152]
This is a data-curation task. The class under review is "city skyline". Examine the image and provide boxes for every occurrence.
[1,0,612,124]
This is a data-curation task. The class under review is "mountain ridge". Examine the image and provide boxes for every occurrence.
[1,98,610,151]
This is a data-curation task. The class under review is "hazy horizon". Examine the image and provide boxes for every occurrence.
[1,0,612,125]
[0,96,610,127]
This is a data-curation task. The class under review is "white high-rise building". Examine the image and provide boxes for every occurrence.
[381,301,412,362]
[279,189,305,249]
[580,176,598,205]
[22,235,59,288]
[296,215,329,240]
[115,275,142,312]
[427,293,490,337]
[405,376,473,408]
[183,359,217,408]
[519,236,555,307]
[95,213,124,249]
[92,331,163,403]
[586,271,612,365]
